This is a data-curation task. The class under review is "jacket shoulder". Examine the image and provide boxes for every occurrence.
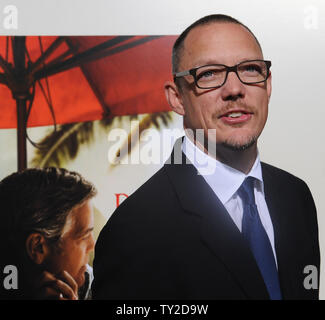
[118,165,173,209]
[261,162,307,186]
[106,164,181,230]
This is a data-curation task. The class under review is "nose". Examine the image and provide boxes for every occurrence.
[220,70,245,101]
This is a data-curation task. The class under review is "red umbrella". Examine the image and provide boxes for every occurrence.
[0,35,177,170]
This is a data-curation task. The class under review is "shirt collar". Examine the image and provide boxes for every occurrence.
[182,134,264,205]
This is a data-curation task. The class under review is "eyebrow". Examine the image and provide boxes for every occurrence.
[192,57,263,68]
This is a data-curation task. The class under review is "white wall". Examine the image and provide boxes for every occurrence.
[1,0,324,298]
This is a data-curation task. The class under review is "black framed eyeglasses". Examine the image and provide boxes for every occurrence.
[173,59,272,89]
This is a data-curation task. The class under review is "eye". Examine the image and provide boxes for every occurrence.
[201,70,214,78]
[245,64,262,73]
[197,70,214,80]
[196,67,225,81]
[80,230,93,241]
[84,232,93,240]
[239,63,264,75]
[82,234,90,240]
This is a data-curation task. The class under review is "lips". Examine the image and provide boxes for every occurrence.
[219,109,253,125]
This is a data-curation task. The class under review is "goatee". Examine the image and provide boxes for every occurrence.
[222,136,257,151]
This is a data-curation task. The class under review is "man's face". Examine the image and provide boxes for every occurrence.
[175,22,271,151]
[44,200,95,287]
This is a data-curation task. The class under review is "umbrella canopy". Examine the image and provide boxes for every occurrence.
[0,35,177,169]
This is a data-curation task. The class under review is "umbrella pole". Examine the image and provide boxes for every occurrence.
[16,98,27,171]
[12,36,28,171]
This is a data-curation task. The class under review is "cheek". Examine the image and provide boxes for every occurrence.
[258,98,269,124]
[184,98,216,129]
[59,242,86,271]
[58,246,86,283]
[249,90,269,124]
[71,242,89,264]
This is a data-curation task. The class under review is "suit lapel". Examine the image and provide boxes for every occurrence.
[164,147,269,299]
[262,164,298,299]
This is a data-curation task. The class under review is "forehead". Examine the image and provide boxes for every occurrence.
[61,200,93,238]
[181,22,263,68]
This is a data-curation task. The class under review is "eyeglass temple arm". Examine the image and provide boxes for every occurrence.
[173,70,191,78]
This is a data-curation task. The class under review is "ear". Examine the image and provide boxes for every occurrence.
[164,81,186,116]
[25,233,50,265]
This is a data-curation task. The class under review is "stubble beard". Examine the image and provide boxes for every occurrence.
[222,135,258,152]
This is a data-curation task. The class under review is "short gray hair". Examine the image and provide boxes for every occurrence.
[172,14,262,75]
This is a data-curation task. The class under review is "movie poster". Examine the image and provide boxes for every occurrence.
[0,0,324,304]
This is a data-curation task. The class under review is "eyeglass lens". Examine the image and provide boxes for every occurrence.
[195,60,268,88]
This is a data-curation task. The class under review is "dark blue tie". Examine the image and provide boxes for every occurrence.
[239,177,282,300]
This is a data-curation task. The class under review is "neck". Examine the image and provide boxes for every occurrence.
[187,133,258,174]
[213,144,258,174]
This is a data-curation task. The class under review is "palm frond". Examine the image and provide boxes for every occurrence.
[30,121,95,168]
[112,111,173,164]
[30,112,174,168]
[98,116,121,128]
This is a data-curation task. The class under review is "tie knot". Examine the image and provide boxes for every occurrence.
[238,176,256,205]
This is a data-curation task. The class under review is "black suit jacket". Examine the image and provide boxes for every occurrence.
[92,147,320,300]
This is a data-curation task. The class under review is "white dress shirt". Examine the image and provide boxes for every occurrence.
[182,135,278,265]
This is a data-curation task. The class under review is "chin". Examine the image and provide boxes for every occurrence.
[222,135,257,151]
[75,268,87,287]
[76,275,85,288]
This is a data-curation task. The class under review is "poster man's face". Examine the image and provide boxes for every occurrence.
[173,22,272,151]
[44,200,95,287]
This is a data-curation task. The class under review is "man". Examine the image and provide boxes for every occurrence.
[92,14,320,299]
[0,167,96,300]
